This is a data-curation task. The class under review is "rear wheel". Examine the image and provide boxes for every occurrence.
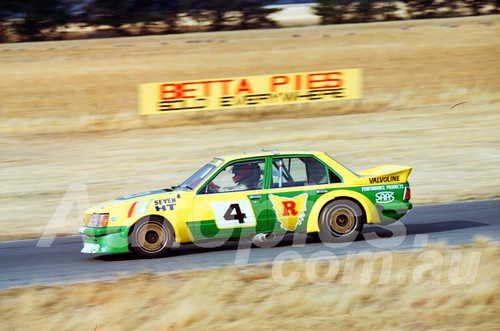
[130,217,173,258]
[318,199,364,243]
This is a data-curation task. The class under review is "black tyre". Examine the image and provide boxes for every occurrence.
[318,199,364,243]
[130,217,174,258]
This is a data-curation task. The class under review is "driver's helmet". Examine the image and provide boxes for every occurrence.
[233,163,261,186]
[232,164,252,184]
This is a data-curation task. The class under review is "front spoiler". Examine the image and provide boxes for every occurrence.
[79,226,131,254]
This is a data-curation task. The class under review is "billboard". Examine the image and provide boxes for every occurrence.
[139,69,362,115]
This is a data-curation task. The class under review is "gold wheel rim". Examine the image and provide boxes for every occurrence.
[137,222,167,252]
[329,208,355,234]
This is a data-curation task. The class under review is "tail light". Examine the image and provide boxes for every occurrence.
[404,187,411,201]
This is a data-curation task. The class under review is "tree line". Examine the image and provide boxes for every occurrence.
[0,0,281,42]
[314,0,499,24]
[1,0,498,43]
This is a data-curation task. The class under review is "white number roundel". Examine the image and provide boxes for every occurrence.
[211,200,256,229]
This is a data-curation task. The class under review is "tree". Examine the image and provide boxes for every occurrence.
[0,0,19,42]
[313,0,350,25]
[183,0,280,31]
[465,0,490,15]
[158,0,182,33]
[6,0,70,41]
[238,0,281,29]
[84,0,131,29]
[403,0,439,19]
[82,0,182,35]
[183,0,239,31]
[378,0,400,21]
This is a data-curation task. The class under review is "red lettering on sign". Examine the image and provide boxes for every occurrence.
[160,83,182,100]
[235,79,253,94]
[282,201,298,216]
[270,75,289,92]
[217,79,233,96]
[307,72,343,90]
[199,81,212,97]
[294,74,302,90]
[158,71,347,102]
[182,82,198,99]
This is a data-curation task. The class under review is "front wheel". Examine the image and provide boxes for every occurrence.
[318,199,364,243]
[130,217,174,258]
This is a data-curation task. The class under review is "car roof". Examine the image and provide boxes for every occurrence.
[216,150,327,162]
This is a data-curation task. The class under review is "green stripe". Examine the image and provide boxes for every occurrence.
[79,226,123,237]
[187,220,258,240]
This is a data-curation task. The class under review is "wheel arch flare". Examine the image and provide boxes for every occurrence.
[127,214,178,243]
[306,189,381,233]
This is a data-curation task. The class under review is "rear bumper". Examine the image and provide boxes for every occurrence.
[375,201,413,223]
[79,226,131,254]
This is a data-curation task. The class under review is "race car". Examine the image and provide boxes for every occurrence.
[79,150,412,258]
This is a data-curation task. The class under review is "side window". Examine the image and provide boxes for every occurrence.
[272,157,334,188]
[201,160,265,193]
[329,169,342,184]
[305,157,328,185]
[272,158,299,188]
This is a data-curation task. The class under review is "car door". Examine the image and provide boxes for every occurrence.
[266,155,335,235]
[189,159,270,242]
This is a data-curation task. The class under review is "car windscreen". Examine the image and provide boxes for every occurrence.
[178,163,217,190]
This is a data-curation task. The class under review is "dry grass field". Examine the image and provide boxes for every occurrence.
[0,240,498,330]
[0,15,499,331]
[1,15,499,240]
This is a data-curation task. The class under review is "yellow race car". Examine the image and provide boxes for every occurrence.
[79,150,412,258]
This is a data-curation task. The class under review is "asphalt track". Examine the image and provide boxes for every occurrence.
[1,199,499,289]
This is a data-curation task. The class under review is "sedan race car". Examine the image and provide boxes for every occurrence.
[79,150,412,258]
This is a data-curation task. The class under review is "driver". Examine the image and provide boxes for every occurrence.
[232,163,260,190]
[207,163,261,193]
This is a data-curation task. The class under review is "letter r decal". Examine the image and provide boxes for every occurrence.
[282,201,298,216]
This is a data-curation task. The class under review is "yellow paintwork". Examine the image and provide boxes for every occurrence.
[306,189,382,232]
[83,150,412,244]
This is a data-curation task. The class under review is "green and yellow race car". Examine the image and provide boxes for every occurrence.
[79,150,412,258]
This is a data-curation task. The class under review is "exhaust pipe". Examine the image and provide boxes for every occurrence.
[252,233,276,244]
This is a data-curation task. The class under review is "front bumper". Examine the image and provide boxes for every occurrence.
[79,226,131,254]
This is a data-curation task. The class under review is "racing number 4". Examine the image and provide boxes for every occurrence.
[212,200,256,229]
[224,203,247,224]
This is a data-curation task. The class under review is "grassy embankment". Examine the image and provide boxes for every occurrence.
[0,240,498,330]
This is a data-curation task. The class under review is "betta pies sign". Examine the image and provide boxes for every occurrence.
[138,69,362,115]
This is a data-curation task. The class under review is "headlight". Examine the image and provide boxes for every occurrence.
[87,213,109,228]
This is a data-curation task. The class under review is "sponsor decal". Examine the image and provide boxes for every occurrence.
[369,175,400,184]
[375,191,395,204]
[127,199,154,217]
[386,184,404,189]
[127,201,138,218]
[81,243,100,254]
[211,200,256,229]
[155,198,176,211]
[139,69,362,114]
[362,184,404,191]
[362,185,385,191]
[269,193,308,231]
